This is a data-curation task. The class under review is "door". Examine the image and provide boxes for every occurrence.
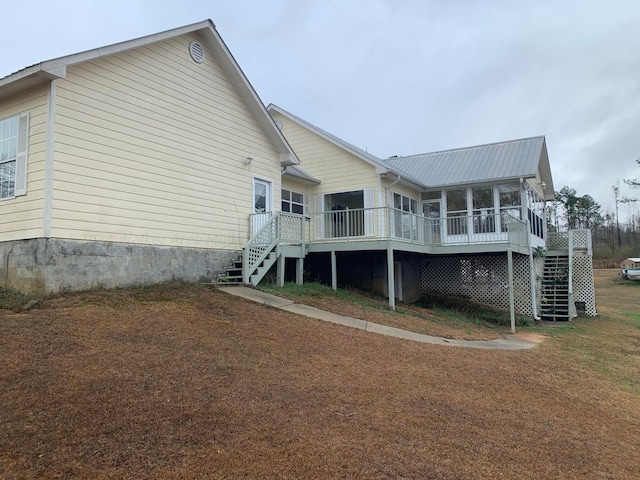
[252,178,272,235]
[423,201,441,244]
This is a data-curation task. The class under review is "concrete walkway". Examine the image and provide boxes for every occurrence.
[216,286,540,350]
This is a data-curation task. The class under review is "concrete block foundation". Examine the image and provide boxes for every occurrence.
[0,238,236,296]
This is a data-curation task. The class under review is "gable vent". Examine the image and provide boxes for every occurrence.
[189,41,205,63]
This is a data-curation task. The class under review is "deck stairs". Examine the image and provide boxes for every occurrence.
[216,250,278,286]
[216,254,244,285]
[540,254,571,321]
[216,212,307,287]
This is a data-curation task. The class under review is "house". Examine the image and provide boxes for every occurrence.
[1,20,596,322]
[260,105,597,320]
[0,20,298,294]
[621,258,640,270]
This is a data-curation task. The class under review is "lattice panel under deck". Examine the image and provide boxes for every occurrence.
[420,254,533,316]
[573,253,597,315]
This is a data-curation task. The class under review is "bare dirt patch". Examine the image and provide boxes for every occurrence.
[1,272,639,479]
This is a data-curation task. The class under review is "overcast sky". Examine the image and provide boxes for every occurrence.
[3,0,640,220]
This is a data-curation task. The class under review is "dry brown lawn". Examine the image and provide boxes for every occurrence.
[1,270,639,479]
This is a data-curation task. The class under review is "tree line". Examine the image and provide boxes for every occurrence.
[548,157,639,262]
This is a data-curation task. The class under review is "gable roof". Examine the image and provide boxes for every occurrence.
[268,104,425,188]
[0,20,299,166]
[384,136,555,200]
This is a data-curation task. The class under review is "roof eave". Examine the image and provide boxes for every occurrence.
[0,65,66,101]
[0,20,299,166]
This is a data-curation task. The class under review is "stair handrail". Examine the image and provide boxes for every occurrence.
[243,212,281,284]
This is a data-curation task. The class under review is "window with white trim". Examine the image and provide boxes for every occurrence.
[472,187,495,233]
[446,189,468,234]
[0,113,29,200]
[281,189,304,214]
[499,183,521,232]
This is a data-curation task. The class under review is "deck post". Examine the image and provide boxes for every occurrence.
[331,250,337,291]
[277,253,285,287]
[295,258,303,285]
[507,248,515,333]
[387,243,396,311]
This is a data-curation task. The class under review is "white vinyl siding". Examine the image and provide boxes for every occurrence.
[0,86,48,241]
[51,33,281,249]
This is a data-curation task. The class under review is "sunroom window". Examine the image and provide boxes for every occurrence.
[472,187,495,233]
[499,184,521,231]
[446,189,467,234]
[393,193,418,239]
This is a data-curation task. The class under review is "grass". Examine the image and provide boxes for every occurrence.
[0,270,639,478]
[260,281,532,337]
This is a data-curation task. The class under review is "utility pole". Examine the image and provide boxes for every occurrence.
[613,184,622,248]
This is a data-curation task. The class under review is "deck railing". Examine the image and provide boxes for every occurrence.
[244,212,310,283]
[248,208,529,251]
[306,207,529,249]
[546,230,592,254]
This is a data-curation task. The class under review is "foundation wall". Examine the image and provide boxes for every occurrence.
[0,238,235,295]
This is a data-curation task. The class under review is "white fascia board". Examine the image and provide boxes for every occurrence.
[39,20,214,71]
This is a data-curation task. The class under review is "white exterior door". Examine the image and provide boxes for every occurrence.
[252,178,272,234]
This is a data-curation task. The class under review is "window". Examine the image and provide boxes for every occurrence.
[393,193,418,239]
[422,190,441,200]
[323,190,365,238]
[526,183,545,238]
[0,114,28,200]
[472,187,495,233]
[446,189,467,234]
[499,184,521,231]
[281,189,304,214]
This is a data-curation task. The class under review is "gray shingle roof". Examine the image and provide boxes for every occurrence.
[384,136,547,188]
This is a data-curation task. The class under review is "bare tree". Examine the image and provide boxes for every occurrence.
[623,156,640,189]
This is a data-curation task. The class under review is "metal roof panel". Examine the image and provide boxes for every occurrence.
[384,136,546,188]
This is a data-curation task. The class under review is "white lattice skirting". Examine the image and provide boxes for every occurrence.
[420,253,534,316]
[420,252,597,317]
